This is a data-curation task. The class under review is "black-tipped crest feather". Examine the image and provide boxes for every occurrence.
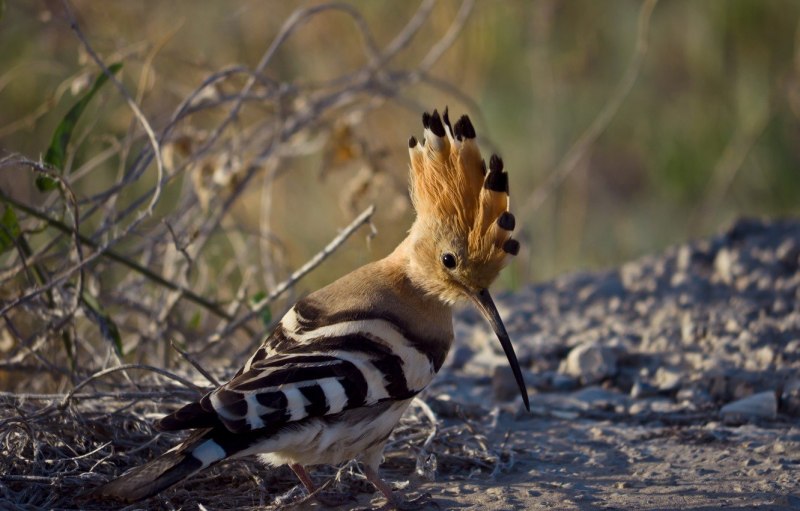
[454,115,476,139]
[497,212,516,231]
[484,170,508,193]
[429,109,446,137]
[503,238,520,255]
[489,154,503,172]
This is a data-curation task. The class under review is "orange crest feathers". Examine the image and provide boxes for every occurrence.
[407,109,519,287]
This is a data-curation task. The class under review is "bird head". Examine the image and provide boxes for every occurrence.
[406,108,528,410]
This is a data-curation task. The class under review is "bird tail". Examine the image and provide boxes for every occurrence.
[88,429,228,503]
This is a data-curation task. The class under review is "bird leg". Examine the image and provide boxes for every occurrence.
[363,466,437,510]
[289,463,353,507]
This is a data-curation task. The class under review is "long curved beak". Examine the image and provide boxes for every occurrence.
[469,289,530,411]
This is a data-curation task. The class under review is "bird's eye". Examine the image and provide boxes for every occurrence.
[441,253,457,269]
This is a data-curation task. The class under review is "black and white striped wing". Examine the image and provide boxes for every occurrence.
[157,302,437,434]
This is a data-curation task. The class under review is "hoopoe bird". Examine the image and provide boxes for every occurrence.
[93,109,528,508]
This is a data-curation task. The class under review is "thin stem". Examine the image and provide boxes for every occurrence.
[0,191,234,322]
[207,204,376,344]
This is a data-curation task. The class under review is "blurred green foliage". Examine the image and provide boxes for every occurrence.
[1,0,799,290]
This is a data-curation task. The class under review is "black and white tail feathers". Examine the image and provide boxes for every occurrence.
[89,430,213,502]
[92,422,291,502]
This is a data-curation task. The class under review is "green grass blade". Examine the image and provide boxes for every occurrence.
[38,62,123,191]
[0,205,21,254]
[81,291,124,357]
[250,291,272,327]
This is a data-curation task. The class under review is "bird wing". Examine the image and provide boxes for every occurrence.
[157,297,433,434]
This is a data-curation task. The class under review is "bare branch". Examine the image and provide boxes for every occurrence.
[207,204,377,345]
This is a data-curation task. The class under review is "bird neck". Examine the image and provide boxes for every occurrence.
[380,236,454,369]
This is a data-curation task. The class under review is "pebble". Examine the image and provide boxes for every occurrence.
[654,367,683,392]
[561,343,618,384]
[720,391,777,423]
[630,380,660,399]
[492,365,523,402]
[676,387,713,407]
[771,495,800,508]
[567,386,628,410]
[781,379,800,416]
[446,344,474,370]
[550,372,580,391]
[714,247,735,283]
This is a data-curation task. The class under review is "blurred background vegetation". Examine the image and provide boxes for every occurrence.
[1,0,800,388]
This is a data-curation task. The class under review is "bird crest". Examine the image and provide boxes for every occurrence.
[407,109,519,295]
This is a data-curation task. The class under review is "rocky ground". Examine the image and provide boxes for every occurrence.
[2,217,799,510]
[406,216,799,510]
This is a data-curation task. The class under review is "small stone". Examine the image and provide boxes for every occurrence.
[776,238,800,270]
[551,372,580,391]
[772,298,788,314]
[771,494,800,507]
[549,409,580,420]
[428,396,487,418]
[492,365,534,403]
[752,346,775,370]
[681,316,697,343]
[654,367,683,392]
[568,386,628,410]
[562,343,618,384]
[787,339,800,356]
[676,245,692,272]
[631,380,660,398]
[492,365,519,402]
[720,391,777,423]
[714,247,734,283]
[725,318,740,333]
[446,344,474,370]
[650,399,684,413]
[676,387,713,407]
[781,379,800,416]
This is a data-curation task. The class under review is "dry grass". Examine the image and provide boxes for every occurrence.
[0,0,472,389]
[0,2,519,509]
[1,373,515,509]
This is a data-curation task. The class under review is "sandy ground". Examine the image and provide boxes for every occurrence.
[396,407,799,510]
[285,401,799,510]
